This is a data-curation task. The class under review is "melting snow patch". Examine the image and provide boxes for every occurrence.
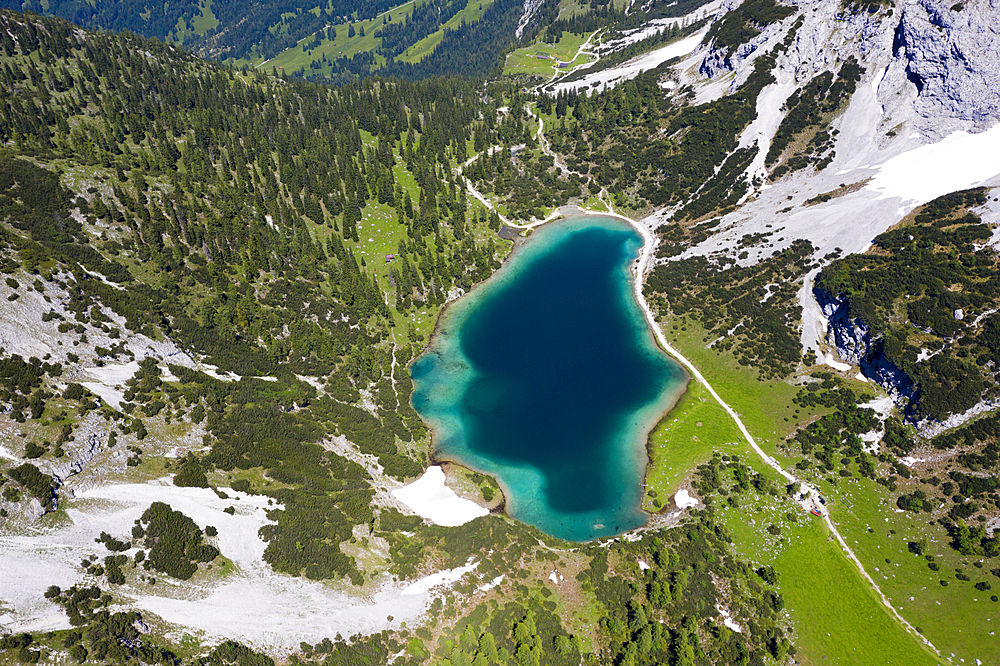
[75,479,277,569]
[855,372,868,382]
[84,361,140,385]
[199,364,241,382]
[295,374,324,390]
[1,478,434,651]
[402,559,478,596]
[159,365,180,382]
[79,382,126,410]
[867,124,1000,208]
[859,430,882,454]
[870,64,889,94]
[899,456,924,467]
[638,560,651,571]
[675,489,698,509]
[859,395,895,419]
[716,605,742,633]
[478,575,504,593]
[822,353,852,372]
[391,466,490,527]
[552,31,705,94]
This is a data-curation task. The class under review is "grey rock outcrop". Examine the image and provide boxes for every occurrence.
[52,431,103,482]
[515,0,547,38]
[897,0,1000,137]
[698,0,779,79]
[815,287,918,406]
[698,0,894,87]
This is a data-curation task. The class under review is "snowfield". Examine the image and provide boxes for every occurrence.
[551,31,706,94]
[864,123,1000,207]
[401,559,479,595]
[0,477,471,654]
[391,466,490,527]
[674,488,699,509]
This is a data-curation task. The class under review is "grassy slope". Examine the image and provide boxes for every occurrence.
[503,31,595,77]
[168,0,219,45]
[248,0,493,74]
[648,316,941,665]
[248,1,420,71]
[642,379,741,509]
[398,0,494,63]
[655,318,1000,662]
[824,476,1000,665]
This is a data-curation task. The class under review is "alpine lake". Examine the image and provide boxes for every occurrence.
[410,212,687,541]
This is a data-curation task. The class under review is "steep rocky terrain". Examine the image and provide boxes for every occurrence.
[2,0,1000,663]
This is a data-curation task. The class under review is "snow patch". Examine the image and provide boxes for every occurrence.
[478,575,504,592]
[822,353,852,372]
[401,559,478,595]
[552,31,705,94]
[200,364,241,382]
[295,374,324,390]
[870,64,889,94]
[866,124,1000,208]
[75,479,276,569]
[391,466,490,527]
[674,488,698,509]
[84,361,141,385]
[716,605,742,633]
[638,560,651,571]
[859,430,882,455]
[860,395,895,419]
[79,382,126,410]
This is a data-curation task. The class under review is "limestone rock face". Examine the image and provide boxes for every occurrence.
[697,0,897,94]
[696,0,1000,137]
[52,431,103,482]
[515,0,547,38]
[897,0,1000,136]
[698,0,775,79]
[815,287,918,406]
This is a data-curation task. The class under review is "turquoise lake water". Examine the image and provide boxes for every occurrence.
[409,213,687,541]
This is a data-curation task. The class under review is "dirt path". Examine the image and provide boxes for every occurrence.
[454,94,939,656]
[589,200,941,658]
[540,29,604,91]
[535,28,604,92]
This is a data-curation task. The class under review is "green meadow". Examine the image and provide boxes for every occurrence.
[245,0,493,75]
[503,31,596,77]
[652,316,944,665]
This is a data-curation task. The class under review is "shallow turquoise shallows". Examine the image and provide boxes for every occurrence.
[410,213,686,541]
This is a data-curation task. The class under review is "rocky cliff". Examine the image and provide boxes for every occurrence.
[696,0,1000,134]
[815,286,919,408]
[897,0,1000,138]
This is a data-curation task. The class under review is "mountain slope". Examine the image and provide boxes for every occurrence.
[2,0,1000,663]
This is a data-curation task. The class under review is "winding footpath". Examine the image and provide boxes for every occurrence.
[585,199,943,659]
[457,100,941,657]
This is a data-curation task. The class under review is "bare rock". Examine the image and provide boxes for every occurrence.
[897,0,1000,137]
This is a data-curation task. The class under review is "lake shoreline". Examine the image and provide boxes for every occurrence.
[572,205,695,515]
[408,207,691,540]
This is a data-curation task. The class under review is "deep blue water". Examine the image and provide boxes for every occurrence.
[410,214,686,541]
